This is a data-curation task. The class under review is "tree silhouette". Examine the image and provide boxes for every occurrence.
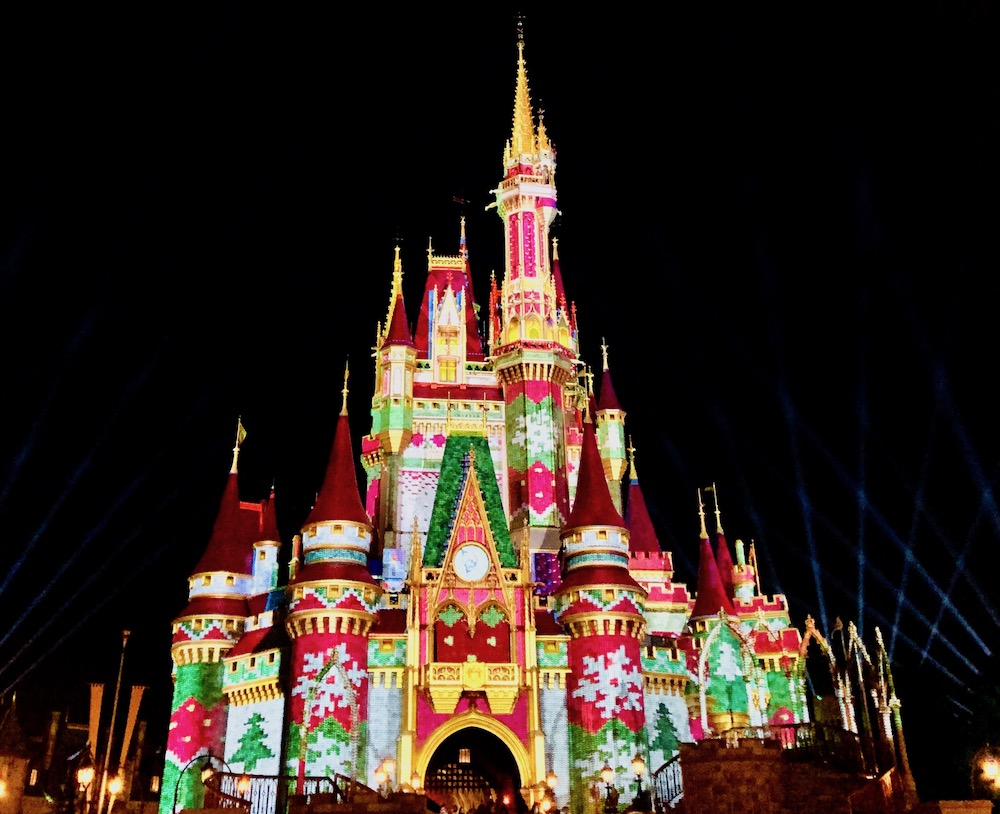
[230,712,276,772]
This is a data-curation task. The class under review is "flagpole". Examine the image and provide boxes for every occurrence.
[97,630,130,814]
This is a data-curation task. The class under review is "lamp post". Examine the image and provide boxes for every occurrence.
[106,775,123,814]
[171,751,224,814]
[77,760,95,814]
[375,757,395,797]
[601,762,617,814]
[631,753,649,812]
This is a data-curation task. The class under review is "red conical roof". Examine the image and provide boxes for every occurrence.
[385,290,413,346]
[625,478,660,554]
[259,485,281,541]
[597,365,621,411]
[304,408,369,527]
[192,470,253,575]
[565,418,624,529]
[552,238,567,312]
[690,532,736,618]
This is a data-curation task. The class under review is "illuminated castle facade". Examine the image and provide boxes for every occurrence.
[159,30,906,814]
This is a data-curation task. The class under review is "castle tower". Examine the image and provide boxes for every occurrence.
[284,367,382,788]
[367,249,417,554]
[683,492,747,738]
[489,27,577,556]
[594,341,627,516]
[552,416,648,807]
[160,421,254,814]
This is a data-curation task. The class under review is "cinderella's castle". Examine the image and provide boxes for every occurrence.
[159,26,916,814]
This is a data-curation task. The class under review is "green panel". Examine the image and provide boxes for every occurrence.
[424,434,514,567]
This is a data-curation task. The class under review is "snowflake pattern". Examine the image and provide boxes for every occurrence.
[571,644,643,719]
[292,644,366,726]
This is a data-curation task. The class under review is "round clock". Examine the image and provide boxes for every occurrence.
[454,544,490,582]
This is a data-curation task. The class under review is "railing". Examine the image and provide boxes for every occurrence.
[650,753,683,811]
[648,721,878,812]
[205,772,340,814]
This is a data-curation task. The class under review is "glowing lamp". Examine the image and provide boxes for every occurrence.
[77,765,96,789]
[601,763,614,786]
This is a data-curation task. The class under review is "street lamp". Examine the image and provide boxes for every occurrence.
[375,757,394,797]
[172,751,224,814]
[601,762,617,814]
[631,753,649,811]
[410,772,423,794]
[106,775,123,814]
[77,761,96,814]
[545,769,557,809]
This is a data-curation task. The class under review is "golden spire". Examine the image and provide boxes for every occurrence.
[510,22,536,159]
[601,337,609,370]
[383,245,404,341]
[340,360,350,416]
[552,236,559,260]
[707,482,723,534]
[409,514,423,586]
[537,107,550,152]
[698,488,708,539]
[627,435,637,481]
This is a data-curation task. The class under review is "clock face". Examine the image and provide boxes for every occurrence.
[454,544,490,582]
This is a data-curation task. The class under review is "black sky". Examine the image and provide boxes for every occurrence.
[1,5,998,802]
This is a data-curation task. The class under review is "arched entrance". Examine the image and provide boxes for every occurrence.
[420,722,527,812]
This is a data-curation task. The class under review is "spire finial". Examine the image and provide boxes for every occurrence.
[601,338,609,371]
[698,488,708,539]
[510,15,536,159]
[383,245,404,341]
[340,360,350,416]
[232,417,247,473]
[552,236,559,260]
[627,435,637,481]
[707,482,722,534]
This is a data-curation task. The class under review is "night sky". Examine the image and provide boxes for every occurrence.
[2,5,998,802]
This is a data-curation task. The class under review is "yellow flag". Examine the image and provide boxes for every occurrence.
[237,418,247,447]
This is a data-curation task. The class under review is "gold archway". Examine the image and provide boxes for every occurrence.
[414,706,532,789]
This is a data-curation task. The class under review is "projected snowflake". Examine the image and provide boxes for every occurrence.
[571,644,643,718]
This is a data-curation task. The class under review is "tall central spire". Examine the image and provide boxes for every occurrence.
[510,23,536,159]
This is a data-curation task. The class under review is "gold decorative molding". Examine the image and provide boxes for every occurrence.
[425,661,521,715]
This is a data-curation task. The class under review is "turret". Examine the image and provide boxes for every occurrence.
[371,247,416,456]
[414,220,485,366]
[284,365,382,788]
[161,420,254,814]
[251,483,282,595]
[552,416,648,807]
[595,340,627,514]
[489,26,577,555]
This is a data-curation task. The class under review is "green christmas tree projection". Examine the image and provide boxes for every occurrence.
[230,712,276,771]
[651,702,679,757]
